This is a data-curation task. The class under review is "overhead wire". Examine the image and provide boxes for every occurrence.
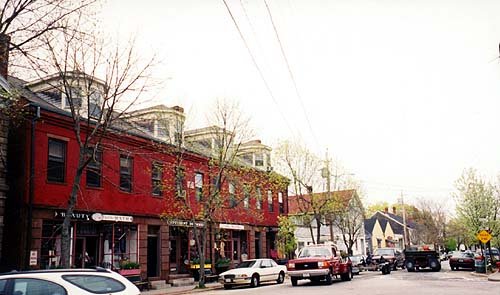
[262,0,320,148]
[221,0,299,140]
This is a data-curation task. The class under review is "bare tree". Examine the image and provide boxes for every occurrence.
[30,25,155,268]
[412,199,447,248]
[274,140,328,244]
[329,189,365,255]
[0,0,97,75]
[161,99,282,288]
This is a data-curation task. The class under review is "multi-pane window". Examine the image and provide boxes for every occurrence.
[243,187,250,209]
[47,138,66,183]
[119,155,133,192]
[86,148,102,187]
[255,187,262,210]
[195,172,203,201]
[229,182,237,208]
[267,190,273,212]
[152,163,162,196]
[278,192,284,214]
[255,153,264,166]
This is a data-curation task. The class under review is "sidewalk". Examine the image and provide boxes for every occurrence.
[488,271,500,282]
[141,282,222,295]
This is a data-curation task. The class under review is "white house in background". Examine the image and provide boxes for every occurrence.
[288,190,366,256]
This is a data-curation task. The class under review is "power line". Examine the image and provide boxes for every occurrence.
[221,0,299,139]
[263,0,320,148]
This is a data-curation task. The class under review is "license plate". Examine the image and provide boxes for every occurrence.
[459,259,463,262]
[225,279,232,283]
[303,273,310,278]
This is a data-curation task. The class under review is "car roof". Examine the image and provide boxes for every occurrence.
[0,268,111,276]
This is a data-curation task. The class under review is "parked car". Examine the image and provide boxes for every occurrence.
[349,255,365,275]
[373,248,405,270]
[449,251,475,270]
[484,248,500,262]
[0,268,141,295]
[287,244,352,286]
[219,258,286,289]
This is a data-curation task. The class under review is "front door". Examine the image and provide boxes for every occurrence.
[147,236,159,277]
[232,238,240,264]
[74,237,98,268]
[169,227,189,274]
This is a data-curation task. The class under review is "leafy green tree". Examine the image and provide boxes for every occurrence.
[454,168,499,246]
[276,216,297,259]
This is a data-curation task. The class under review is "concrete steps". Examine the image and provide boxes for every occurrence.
[149,280,171,290]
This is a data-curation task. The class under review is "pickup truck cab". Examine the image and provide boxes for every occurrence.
[287,244,352,286]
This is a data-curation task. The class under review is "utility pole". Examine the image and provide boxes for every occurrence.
[401,191,408,249]
[322,150,335,243]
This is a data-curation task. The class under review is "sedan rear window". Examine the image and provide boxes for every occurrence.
[62,275,125,294]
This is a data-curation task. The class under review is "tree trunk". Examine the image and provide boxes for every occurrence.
[315,217,322,244]
[61,157,85,268]
[308,223,315,244]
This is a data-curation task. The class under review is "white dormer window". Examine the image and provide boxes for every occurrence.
[88,90,101,118]
[63,87,82,109]
[155,120,169,138]
[255,153,264,167]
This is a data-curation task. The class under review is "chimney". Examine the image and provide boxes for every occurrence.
[172,105,184,113]
[0,34,10,79]
[392,206,397,214]
[384,207,388,214]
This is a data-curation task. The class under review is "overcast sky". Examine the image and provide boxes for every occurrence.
[100,0,500,209]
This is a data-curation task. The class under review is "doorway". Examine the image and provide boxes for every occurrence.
[74,236,99,268]
[169,227,189,274]
[147,226,160,277]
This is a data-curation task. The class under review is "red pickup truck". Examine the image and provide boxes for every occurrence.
[287,244,353,286]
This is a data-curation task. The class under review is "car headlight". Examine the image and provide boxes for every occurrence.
[318,261,326,268]
[288,263,295,269]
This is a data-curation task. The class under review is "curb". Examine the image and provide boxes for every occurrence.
[142,284,222,295]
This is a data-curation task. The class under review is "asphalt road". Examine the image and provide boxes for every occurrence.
[202,261,498,295]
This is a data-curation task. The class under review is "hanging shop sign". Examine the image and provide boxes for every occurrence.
[54,211,91,221]
[54,211,133,223]
[219,223,245,230]
[166,219,204,228]
[91,213,133,223]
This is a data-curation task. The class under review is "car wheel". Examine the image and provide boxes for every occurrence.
[277,271,285,284]
[341,267,352,281]
[224,284,232,290]
[405,260,415,272]
[291,277,298,286]
[326,270,334,284]
[250,274,260,288]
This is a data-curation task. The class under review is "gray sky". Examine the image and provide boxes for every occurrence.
[100,0,500,208]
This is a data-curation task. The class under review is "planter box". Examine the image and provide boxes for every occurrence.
[119,269,141,276]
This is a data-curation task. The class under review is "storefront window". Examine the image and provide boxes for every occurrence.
[41,221,64,269]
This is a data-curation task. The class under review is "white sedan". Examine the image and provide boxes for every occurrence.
[219,258,287,289]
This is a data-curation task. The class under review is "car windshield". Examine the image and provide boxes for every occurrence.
[374,249,395,256]
[485,249,499,255]
[236,260,257,268]
[298,247,331,258]
[453,252,473,258]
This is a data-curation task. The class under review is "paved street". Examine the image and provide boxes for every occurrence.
[196,262,498,295]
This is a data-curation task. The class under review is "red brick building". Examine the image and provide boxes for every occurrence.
[2,74,288,282]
